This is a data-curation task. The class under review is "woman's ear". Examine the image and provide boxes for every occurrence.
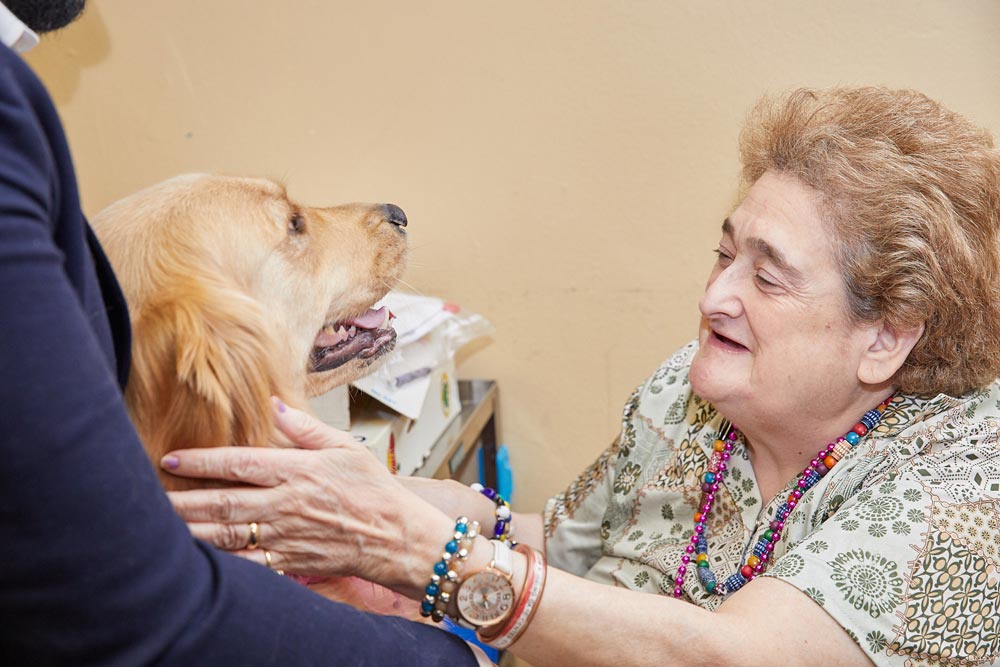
[857,320,925,386]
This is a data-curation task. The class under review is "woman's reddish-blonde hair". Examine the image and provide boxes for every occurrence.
[740,87,1000,397]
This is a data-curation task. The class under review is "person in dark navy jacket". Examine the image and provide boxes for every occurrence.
[0,2,479,664]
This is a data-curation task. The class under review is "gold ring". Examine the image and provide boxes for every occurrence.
[247,522,260,550]
[263,549,284,576]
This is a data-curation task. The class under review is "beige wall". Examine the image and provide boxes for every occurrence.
[28,1,1000,512]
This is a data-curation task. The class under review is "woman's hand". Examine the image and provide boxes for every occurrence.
[162,398,454,597]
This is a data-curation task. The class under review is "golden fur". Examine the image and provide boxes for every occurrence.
[92,174,407,490]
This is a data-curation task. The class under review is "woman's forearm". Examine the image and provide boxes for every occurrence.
[507,565,715,667]
[500,564,872,667]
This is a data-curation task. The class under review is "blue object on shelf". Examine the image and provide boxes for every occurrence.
[442,617,500,662]
[479,444,513,502]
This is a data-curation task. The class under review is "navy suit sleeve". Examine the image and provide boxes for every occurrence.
[0,49,476,666]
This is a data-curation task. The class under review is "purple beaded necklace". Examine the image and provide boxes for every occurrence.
[673,395,893,598]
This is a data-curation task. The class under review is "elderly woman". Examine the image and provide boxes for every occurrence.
[165,87,1000,666]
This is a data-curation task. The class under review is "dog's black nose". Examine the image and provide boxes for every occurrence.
[383,204,407,228]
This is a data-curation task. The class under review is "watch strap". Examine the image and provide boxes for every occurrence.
[489,539,513,577]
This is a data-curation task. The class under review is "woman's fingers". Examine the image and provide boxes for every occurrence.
[160,401,358,486]
[166,486,281,524]
[271,397,357,450]
[160,445,293,486]
[224,546,283,572]
[158,403,406,581]
[185,520,270,551]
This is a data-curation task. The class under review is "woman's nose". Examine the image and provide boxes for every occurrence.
[698,265,743,319]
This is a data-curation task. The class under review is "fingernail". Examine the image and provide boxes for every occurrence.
[278,400,286,413]
[161,455,179,470]
[271,396,287,414]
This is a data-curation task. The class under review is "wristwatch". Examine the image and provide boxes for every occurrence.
[454,539,515,629]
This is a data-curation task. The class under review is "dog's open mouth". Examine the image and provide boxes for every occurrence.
[310,306,397,373]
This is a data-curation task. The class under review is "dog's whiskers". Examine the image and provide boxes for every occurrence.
[390,277,427,297]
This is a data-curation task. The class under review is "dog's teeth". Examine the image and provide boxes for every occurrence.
[349,326,357,337]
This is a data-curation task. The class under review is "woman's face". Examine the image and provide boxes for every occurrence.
[690,171,878,429]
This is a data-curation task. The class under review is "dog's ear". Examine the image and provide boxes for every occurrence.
[126,273,300,488]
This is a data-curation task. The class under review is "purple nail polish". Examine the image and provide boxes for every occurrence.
[161,455,179,470]
[277,400,286,413]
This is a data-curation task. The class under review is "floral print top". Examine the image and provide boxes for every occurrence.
[543,341,1000,666]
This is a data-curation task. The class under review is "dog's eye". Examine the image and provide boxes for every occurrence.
[288,213,306,234]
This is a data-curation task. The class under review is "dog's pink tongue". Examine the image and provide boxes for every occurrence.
[349,306,389,329]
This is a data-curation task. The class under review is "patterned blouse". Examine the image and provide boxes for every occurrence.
[544,341,1000,666]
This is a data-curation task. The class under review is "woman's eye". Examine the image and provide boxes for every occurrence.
[754,272,778,288]
[713,248,734,264]
[288,213,305,234]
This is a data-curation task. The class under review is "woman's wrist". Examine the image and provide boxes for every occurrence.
[470,485,500,529]
[438,535,523,622]
[374,482,504,598]
[418,517,482,621]
[470,483,515,543]
[478,544,544,648]
[386,503,462,599]
[388,482,515,601]
[423,533,537,643]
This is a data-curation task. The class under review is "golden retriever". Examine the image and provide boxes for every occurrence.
[92,174,430,619]
[91,174,407,491]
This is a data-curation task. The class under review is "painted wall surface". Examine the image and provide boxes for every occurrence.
[28,1,1000,512]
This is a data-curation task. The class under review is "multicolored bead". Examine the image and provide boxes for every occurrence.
[697,567,717,593]
[471,483,516,544]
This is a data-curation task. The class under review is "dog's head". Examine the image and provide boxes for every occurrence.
[92,174,406,487]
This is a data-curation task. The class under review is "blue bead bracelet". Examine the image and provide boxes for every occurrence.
[419,516,479,622]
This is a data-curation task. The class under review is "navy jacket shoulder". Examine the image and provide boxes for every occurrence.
[0,44,475,666]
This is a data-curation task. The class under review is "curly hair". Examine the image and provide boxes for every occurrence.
[739,87,1000,397]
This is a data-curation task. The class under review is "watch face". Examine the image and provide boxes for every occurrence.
[456,570,515,627]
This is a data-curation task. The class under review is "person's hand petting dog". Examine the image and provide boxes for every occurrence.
[162,398,456,599]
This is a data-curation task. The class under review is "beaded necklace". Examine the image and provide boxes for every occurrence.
[673,395,893,598]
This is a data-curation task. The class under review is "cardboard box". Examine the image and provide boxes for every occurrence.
[308,356,461,474]
[308,384,351,431]
[347,412,397,473]
[350,359,460,475]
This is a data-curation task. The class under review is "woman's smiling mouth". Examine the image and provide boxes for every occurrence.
[709,329,749,351]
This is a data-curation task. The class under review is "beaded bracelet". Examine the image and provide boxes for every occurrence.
[471,483,515,544]
[478,544,547,649]
[419,517,480,622]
